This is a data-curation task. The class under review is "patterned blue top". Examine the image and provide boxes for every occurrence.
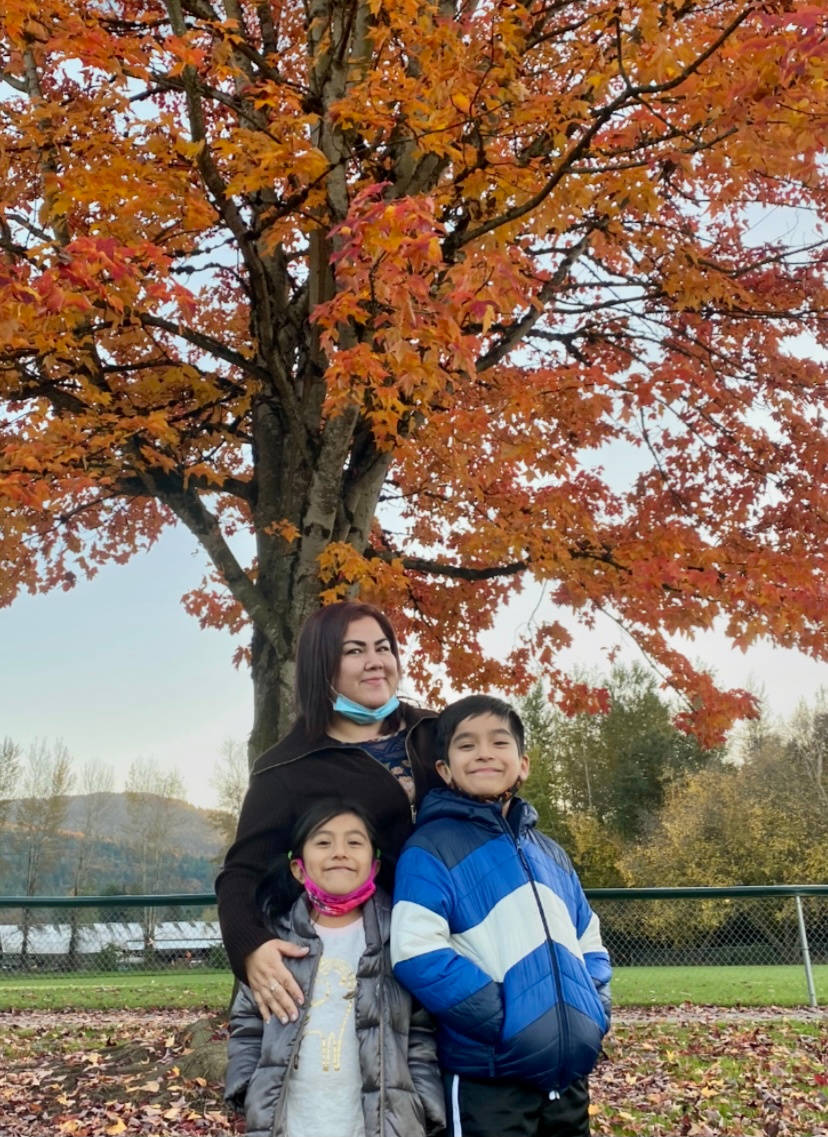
[356,733,416,803]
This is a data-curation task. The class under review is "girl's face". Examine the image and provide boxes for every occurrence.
[333,615,400,709]
[291,812,374,894]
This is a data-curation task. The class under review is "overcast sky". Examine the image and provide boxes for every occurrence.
[1,519,825,810]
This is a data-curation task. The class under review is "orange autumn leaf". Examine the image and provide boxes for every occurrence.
[0,0,826,750]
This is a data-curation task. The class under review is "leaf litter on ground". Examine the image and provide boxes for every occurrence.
[0,1006,825,1136]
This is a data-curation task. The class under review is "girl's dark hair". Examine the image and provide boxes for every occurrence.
[256,798,381,922]
[294,601,403,738]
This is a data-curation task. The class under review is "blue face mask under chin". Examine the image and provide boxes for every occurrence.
[331,692,401,725]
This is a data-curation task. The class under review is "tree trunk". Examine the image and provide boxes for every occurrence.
[246,568,332,762]
[248,628,297,762]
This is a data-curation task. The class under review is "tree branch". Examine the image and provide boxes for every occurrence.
[134,468,283,651]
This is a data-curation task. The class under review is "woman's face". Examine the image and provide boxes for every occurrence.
[291,812,374,894]
[333,615,400,709]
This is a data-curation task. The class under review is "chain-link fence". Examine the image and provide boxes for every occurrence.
[591,887,825,966]
[589,885,826,1006]
[1,886,826,1004]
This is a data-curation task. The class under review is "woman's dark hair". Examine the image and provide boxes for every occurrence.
[294,600,403,738]
[256,797,381,922]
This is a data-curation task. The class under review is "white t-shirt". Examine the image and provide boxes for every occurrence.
[283,917,368,1137]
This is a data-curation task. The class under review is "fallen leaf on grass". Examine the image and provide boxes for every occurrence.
[2,1009,825,1137]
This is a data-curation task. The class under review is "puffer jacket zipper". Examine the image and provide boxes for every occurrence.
[378,971,386,1136]
[500,811,569,1069]
[269,950,321,1137]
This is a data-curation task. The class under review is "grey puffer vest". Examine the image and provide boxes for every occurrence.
[225,888,445,1137]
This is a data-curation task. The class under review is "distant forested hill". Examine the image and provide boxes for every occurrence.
[0,792,228,896]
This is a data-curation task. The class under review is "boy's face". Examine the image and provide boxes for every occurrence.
[436,712,529,799]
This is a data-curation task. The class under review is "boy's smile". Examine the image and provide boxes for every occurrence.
[436,711,529,801]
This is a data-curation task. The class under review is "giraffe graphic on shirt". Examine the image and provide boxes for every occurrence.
[304,955,357,1072]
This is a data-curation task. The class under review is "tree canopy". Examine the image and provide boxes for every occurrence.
[523,663,722,842]
[621,696,828,887]
[1,0,826,753]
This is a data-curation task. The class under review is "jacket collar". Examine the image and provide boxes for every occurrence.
[252,702,435,774]
[416,786,538,836]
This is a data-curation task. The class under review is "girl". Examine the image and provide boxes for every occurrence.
[217,601,443,1025]
[225,798,445,1137]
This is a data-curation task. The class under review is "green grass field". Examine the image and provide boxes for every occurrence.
[0,963,824,1011]
[0,969,233,1010]
[612,963,827,1008]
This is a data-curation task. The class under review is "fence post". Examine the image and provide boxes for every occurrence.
[794,894,818,1008]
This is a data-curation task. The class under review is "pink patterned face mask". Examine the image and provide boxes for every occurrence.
[293,858,380,917]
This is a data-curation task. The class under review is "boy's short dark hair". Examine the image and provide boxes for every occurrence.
[435,694,526,761]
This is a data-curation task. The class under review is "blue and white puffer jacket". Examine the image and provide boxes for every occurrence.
[390,788,611,1092]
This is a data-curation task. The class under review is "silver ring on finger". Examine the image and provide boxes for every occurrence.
[269,980,281,992]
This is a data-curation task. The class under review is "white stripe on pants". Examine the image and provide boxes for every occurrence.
[451,1073,463,1136]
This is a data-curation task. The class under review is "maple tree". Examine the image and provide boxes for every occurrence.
[1,0,826,755]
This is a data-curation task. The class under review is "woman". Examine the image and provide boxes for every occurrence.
[216,600,442,1026]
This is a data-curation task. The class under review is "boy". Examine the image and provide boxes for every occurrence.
[391,695,611,1137]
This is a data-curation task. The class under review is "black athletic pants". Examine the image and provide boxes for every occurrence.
[443,1073,591,1137]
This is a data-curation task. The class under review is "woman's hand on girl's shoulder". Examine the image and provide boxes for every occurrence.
[245,938,309,1025]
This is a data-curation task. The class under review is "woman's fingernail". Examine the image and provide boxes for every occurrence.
[290,1012,298,1022]
[280,1016,288,1025]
